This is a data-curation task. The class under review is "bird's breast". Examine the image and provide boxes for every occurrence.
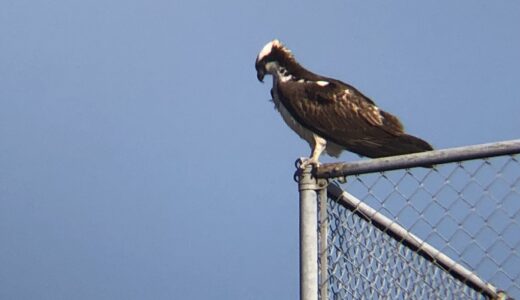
[270,85,344,158]
[271,87,315,147]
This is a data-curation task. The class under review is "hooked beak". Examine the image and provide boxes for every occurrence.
[257,68,265,82]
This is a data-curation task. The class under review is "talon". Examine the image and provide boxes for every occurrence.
[295,157,307,168]
[299,157,320,170]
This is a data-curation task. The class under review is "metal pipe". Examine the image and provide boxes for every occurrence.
[319,188,329,300]
[299,166,319,300]
[327,183,499,299]
[317,139,520,178]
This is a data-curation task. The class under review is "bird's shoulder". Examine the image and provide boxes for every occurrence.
[280,77,374,105]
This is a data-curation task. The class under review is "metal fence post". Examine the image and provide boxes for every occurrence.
[298,165,327,300]
[318,187,329,300]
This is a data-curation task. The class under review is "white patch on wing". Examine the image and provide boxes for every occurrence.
[349,102,360,114]
[340,89,351,101]
[315,80,329,87]
[342,89,359,113]
[339,88,383,125]
[365,106,384,126]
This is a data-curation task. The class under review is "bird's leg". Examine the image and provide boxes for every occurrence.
[299,134,326,169]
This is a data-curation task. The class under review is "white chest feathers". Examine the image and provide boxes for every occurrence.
[270,85,344,158]
[272,90,315,147]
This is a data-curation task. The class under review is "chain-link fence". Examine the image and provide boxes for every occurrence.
[297,140,520,300]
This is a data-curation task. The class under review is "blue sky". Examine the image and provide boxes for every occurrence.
[1,1,519,299]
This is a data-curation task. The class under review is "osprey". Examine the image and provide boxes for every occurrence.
[255,39,433,168]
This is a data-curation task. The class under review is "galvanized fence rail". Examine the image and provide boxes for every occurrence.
[297,139,520,300]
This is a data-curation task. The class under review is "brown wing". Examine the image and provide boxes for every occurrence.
[277,79,432,158]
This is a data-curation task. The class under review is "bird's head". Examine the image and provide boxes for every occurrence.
[255,39,293,82]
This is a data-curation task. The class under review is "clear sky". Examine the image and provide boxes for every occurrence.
[1,1,519,299]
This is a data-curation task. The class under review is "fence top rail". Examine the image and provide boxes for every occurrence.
[316,139,520,179]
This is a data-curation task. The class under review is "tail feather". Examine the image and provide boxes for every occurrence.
[347,134,433,159]
[383,133,433,157]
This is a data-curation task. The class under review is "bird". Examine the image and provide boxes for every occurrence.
[255,39,433,168]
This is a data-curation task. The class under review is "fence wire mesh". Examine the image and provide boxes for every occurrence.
[315,148,520,299]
